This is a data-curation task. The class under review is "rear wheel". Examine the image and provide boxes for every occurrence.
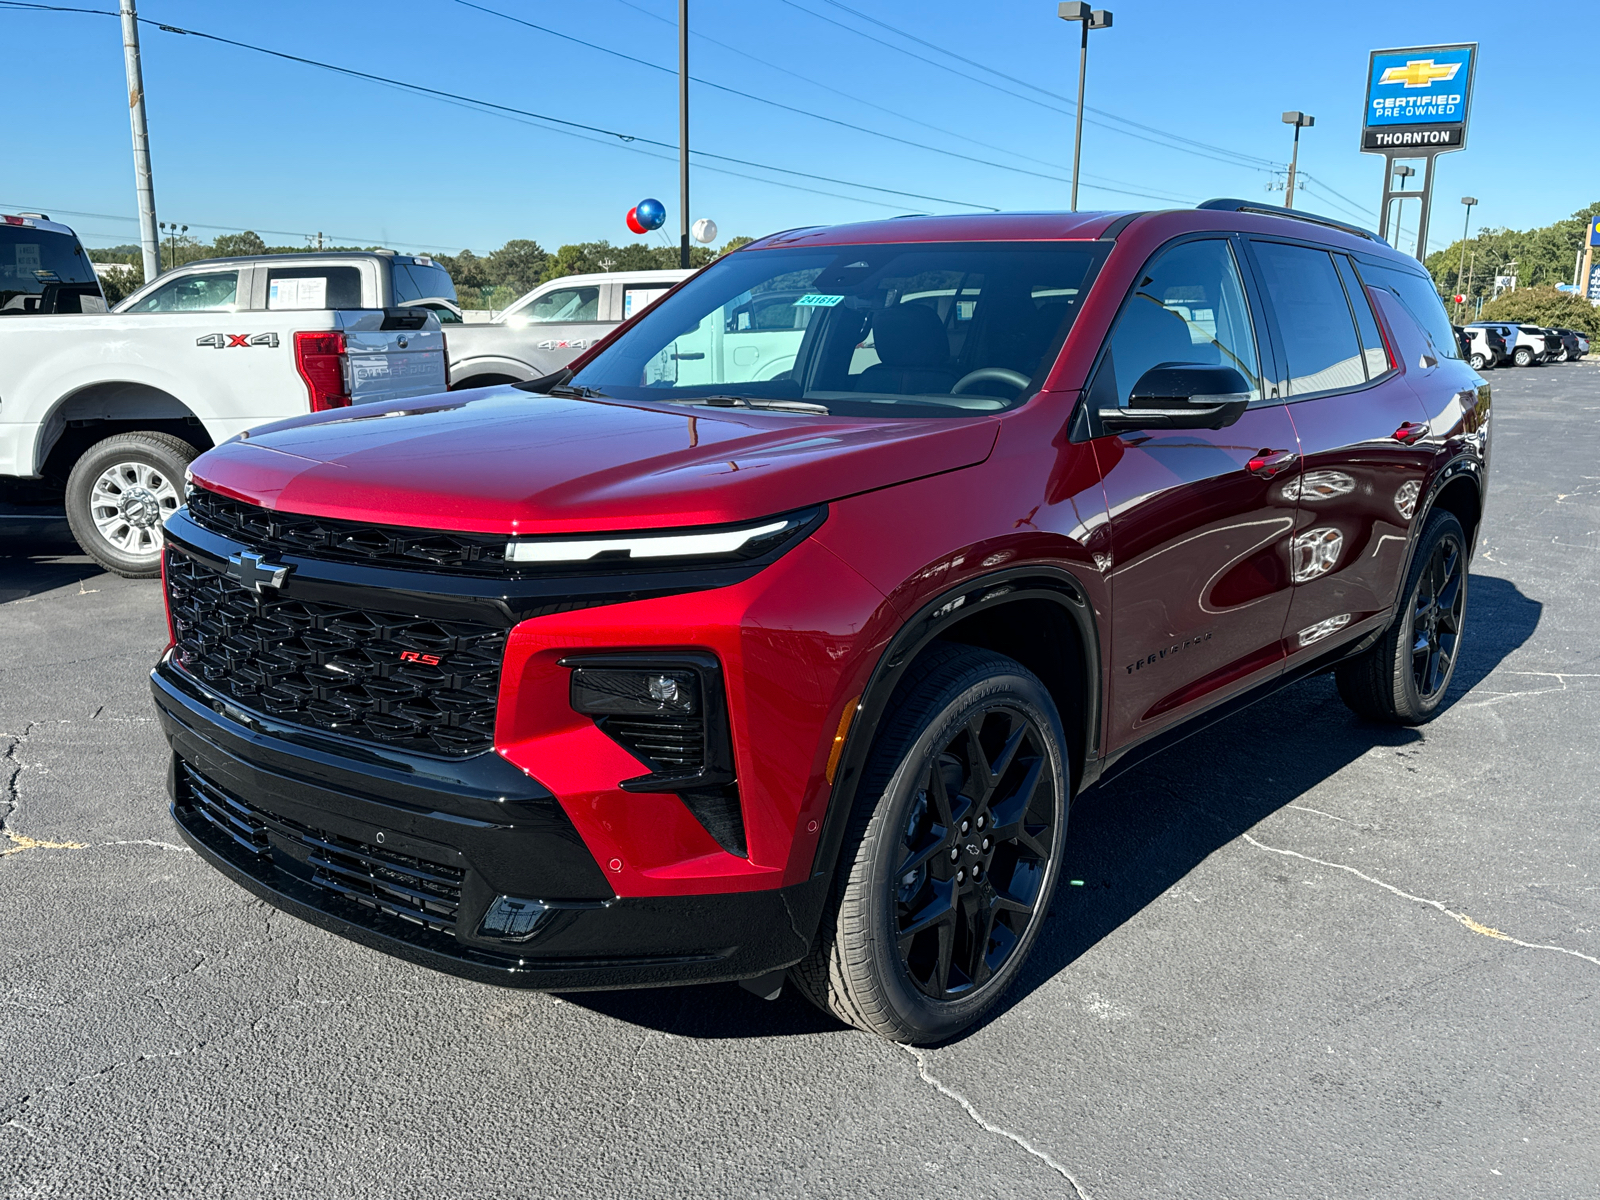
[1469,352,1488,370]
[1336,509,1467,725]
[793,644,1069,1043]
[64,432,197,578]
[1513,346,1535,367]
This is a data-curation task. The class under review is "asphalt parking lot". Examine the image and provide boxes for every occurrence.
[3,361,1598,1199]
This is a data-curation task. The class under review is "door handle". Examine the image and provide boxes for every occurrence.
[1247,449,1298,478]
[1392,422,1429,445]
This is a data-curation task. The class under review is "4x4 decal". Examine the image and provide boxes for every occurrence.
[196,332,280,349]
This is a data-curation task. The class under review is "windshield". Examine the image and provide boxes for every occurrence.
[1,226,102,314]
[570,241,1109,417]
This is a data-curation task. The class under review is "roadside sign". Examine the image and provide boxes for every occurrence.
[1588,264,1600,303]
[1590,217,1600,247]
[1361,44,1476,151]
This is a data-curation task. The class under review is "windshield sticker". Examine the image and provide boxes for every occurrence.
[794,293,845,307]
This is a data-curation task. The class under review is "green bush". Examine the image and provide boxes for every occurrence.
[1477,287,1599,340]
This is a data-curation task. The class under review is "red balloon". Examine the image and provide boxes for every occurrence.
[626,206,647,235]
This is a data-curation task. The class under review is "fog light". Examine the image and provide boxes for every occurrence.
[570,667,699,716]
[478,896,553,941]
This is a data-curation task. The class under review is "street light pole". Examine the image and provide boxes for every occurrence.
[1058,3,1112,212]
[118,0,160,282]
[1392,164,1415,255]
[678,0,690,269]
[1455,196,1476,318]
[1281,112,1314,210]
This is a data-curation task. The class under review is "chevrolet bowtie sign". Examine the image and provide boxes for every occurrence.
[1361,44,1476,152]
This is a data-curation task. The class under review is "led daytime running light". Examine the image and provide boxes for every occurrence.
[505,519,790,564]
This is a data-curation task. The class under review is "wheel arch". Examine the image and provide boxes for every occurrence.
[34,381,211,478]
[806,566,1102,895]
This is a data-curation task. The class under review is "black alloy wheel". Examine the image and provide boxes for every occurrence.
[893,706,1056,1001]
[1408,527,1466,703]
[794,644,1069,1043]
[1336,508,1469,725]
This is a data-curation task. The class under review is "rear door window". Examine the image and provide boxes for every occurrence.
[266,265,363,310]
[623,284,673,320]
[391,258,458,304]
[1334,255,1390,377]
[1249,241,1365,396]
[126,270,241,313]
[1093,238,1262,407]
[523,285,600,323]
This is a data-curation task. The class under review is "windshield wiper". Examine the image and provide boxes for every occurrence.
[681,395,831,415]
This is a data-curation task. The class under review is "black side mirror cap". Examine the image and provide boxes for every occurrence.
[1099,363,1253,432]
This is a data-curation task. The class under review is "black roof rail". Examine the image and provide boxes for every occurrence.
[1197,198,1385,245]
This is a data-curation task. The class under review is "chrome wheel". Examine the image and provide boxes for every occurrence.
[1408,529,1465,702]
[894,704,1057,1001]
[89,460,180,556]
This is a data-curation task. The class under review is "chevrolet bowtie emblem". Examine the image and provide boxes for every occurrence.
[228,551,293,594]
[1379,59,1461,88]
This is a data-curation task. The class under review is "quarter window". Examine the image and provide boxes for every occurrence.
[1093,238,1262,407]
[1250,242,1365,396]
[126,271,240,313]
[1358,260,1462,360]
[267,266,362,310]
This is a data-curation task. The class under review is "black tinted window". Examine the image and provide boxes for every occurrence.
[1334,255,1389,377]
[1356,260,1461,360]
[1251,241,1364,395]
[1094,238,1261,407]
[267,266,362,310]
[1,227,100,314]
[391,259,457,303]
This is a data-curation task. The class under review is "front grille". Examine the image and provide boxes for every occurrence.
[605,715,706,771]
[179,761,463,932]
[187,487,510,575]
[166,551,505,757]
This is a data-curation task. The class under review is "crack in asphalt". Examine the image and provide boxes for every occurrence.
[900,1045,1094,1198]
[0,725,84,858]
[1240,833,1600,968]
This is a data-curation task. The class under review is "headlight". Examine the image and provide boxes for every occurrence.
[504,505,823,569]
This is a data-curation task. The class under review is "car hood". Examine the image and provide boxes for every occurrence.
[190,388,1000,535]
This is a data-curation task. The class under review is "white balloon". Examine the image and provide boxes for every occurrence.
[692,218,718,245]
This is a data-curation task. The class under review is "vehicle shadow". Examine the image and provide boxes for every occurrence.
[567,573,1542,1041]
[0,517,101,605]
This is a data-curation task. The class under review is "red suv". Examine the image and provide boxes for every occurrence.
[153,201,1489,1043]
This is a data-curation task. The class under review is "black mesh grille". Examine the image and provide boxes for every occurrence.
[605,716,705,771]
[165,551,505,757]
[179,762,463,932]
[187,487,510,574]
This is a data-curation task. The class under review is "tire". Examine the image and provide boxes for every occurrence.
[792,643,1070,1043]
[1336,508,1468,725]
[63,431,198,578]
[1468,352,1488,370]
[1513,346,1535,367]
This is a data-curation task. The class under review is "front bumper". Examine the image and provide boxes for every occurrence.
[154,662,815,989]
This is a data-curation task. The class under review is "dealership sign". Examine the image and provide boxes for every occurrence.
[1362,44,1476,150]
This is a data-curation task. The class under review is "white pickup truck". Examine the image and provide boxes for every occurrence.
[443,268,695,389]
[0,217,447,576]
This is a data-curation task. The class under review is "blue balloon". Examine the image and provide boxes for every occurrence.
[635,198,667,231]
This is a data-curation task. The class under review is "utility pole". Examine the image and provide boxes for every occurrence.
[1281,112,1314,210]
[119,0,160,281]
[678,0,690,269]
[1455,196,1476,317]
[1058,4,1112,212]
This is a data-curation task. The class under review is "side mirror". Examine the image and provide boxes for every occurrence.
[1099,363,1253,432]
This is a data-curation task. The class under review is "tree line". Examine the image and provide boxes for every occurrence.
[90,231,753,308]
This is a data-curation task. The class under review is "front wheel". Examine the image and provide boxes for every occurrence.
[793,644,1070,1043]
[1336,508,1468,725]
[64,432,198,578]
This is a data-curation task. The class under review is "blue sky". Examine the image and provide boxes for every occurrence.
[4,0,1591,257]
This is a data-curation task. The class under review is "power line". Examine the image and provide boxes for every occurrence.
[449,0,1196,204]
[0,0,996,213]
[776,0,1279,175]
